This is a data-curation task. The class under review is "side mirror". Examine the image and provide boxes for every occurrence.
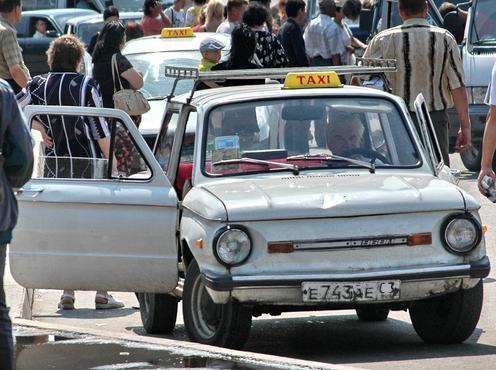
[359,8,373,34]
[45,30,59,38]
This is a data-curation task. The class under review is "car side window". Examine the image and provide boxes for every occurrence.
[29,114,151,180]
[155,111,180,173]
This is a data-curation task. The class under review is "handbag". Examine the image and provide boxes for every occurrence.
[111,54,150,116]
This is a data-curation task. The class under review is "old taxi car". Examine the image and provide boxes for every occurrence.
[10,63,490,349]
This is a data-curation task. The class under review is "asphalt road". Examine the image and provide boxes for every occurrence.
[26,153,496,370]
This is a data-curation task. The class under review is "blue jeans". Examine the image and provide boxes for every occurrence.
[0,245,13,370]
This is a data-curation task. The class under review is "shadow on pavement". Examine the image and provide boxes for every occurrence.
[36,307,138,319]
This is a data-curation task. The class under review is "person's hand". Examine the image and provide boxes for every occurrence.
[455,126,471,152]
[154,1,162,13]
[346,45,355,53]
[32,119,53,148]
[478,166,496,195]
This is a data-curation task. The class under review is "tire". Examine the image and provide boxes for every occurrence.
[409,280,483,344]
[183,260,252,349]
[356,307,390,322]
[460,142,482,172]
[137,292,178,334]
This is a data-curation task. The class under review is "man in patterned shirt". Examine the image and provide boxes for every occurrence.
[0,0,30,93]
[363,0,471,165]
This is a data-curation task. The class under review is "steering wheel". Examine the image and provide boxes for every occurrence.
[342,148,390,165]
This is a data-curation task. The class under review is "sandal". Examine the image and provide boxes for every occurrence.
[57,293,75,310]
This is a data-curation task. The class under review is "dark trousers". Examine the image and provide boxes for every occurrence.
[0,245,13,370]
[309,56,333,66]
[411,109,450,166]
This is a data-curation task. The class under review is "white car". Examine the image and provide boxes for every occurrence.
[10,65,490,350]
[121,30,231,148]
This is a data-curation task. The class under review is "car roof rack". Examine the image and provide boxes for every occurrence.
[164,57,397,103]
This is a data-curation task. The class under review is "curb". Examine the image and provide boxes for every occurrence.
[13,318,363,370]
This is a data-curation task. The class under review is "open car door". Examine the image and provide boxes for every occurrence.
[10,106,178,293]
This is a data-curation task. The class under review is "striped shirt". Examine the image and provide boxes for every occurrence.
[17,72,110,178]
[363,19,465,112]
[0,17,30,80]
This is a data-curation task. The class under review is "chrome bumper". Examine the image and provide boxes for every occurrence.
[202,256,490,292]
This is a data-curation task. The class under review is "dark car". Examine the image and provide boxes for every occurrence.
[64,12,142,46]
[16,9,97,76]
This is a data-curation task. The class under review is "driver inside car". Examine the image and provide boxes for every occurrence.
[325,116,365,156]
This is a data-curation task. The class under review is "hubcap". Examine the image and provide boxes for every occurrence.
[191,274,223,339]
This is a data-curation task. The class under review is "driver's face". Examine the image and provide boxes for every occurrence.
[327,124,364,155]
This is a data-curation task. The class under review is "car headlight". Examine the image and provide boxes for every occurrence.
[214,226,252,266]
[442,214,482,255]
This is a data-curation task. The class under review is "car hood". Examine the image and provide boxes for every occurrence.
[139,99,165,137]
[188,173,470,221]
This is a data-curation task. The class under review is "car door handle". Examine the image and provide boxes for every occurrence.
[16,186,44,195]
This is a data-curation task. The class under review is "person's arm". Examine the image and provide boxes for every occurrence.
[97,137,111,159]
[121,68,144,89]
[160,6,172,28]
[477,105,496,193]
[1,81,34,188]
[9,65,28,89]
[351,36,366,50]
[450,86,471,152]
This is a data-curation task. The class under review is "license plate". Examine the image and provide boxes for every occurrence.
[301,280,401,302]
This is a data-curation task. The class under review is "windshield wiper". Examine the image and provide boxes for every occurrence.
[212,157,300,175]
[287,153,376,174]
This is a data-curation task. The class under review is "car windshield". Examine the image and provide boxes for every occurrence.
[470,0,496,45]
[53,11,95,30]
[203,97,420,177]
[127,50,228,99]
[76,22,103,45]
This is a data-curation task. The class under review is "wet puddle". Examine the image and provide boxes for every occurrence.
[13,326,282,370]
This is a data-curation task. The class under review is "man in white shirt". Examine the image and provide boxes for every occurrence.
[33,18,47,38]
[478,61,496,194]
[216,0,248,34]
[165,0,186,27]
[303,0,344,66]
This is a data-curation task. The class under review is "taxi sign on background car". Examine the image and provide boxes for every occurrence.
[161,27,195,38]
[283,71,343,89]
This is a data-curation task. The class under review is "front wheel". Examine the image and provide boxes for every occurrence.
[137,292,178,334]
[460,142,482,172]
[409,281,483,344]
[183,260,252,349]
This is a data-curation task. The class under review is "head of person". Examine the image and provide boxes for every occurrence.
[439,2,456,18]
[318,0,336,18]
[205,0,224,20]
[286,0,305,23]
[35,18,47,33]
[226,0,248,22]
[326,117,365,155]
[47,34,85,72]
[143,0,160,17]
[194,0,207,7]
[242,2,269,28]
[398,0,428,20]
[249,0,270,9]
[200,37,225,63]
[342,0,361,21]
[125,21,144,41]
[229,23,256,64]
[0,0,22,23]
[103,5,119,23]
[92,20,126,60]
[173,0,186,9]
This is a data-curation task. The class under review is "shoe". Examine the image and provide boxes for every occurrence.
[58,294,75,310]
[95,294,124,309]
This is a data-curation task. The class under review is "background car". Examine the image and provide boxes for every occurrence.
[64,11,142,46]
[23,0,145,12]
[121,32,231,148]
[15,8,98,76]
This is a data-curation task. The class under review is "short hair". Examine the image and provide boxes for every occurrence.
[125,21,144,42]
[343,0,362,21]
[398,0,427,16]
[143,0,157,16]
[47,35,85,72]
[206,0,224,21]
[227,0,248,13]
[319,0,336,16]
[286,0,305,18]
[242,3,268,27]
[439,2,456,18]
[103,6,119,21]
[0,0,20,12]
[35,18,46,26]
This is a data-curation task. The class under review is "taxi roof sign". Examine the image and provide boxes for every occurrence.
[161,27,194,38]
[283,71,343,89]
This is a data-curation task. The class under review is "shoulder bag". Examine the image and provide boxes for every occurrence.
[112,54,150,116]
